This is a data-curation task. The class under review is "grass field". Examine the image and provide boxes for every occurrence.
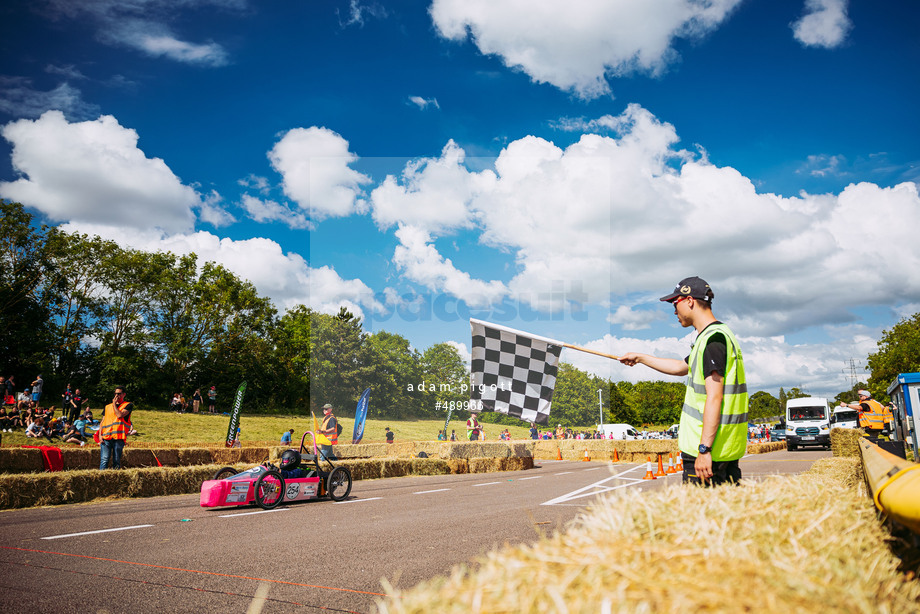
[0,410,539,447]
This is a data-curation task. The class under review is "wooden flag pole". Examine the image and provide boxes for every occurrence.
[561,343,620,361]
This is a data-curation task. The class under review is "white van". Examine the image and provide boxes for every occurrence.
[597,423,640,440]
[832,405,859,430]
[785,397,831,450]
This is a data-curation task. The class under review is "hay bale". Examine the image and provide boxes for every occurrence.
[57,447,97,471]
[177,448,212,466]
[0,447,46,473]
[337,443,390,458]
[342,459,383,481]
[381,459,412,478]
[378,459,919,613]
[465,456,533,473]
[745,441,786,454]
[831,427,865,458]
[806,456,864,489]
[410,458,452,476]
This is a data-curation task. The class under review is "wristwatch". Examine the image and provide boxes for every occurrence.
[698,443,712,455]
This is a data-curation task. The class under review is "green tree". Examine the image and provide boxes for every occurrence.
[624,380,684,425]
[607,381,635,424]
[192,267,277,407]
[551,363,597,426]
[867,313,920,398]
[149,255,277,399]
[43,230,112,379]
[419,342,469,416]
[749,390,779,422]
[366,330,423,419]
[309,308,374,415]
[0,201,55,375]
[270,305,313,407]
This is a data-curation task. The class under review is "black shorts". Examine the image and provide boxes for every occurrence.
[681,452,741,486]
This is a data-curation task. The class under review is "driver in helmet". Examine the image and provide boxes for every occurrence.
[279,449,305,479]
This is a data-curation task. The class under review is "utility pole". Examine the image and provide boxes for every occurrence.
[842,359,860,390]
[598,389,604,427]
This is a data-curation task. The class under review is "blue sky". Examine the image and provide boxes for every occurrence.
[1,0,919,398]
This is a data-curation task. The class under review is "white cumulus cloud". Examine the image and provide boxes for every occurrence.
[392,225,508,308]
[0,111,208,234]
[268,126,371,221]
[372,103,920,344]
[792,0,852,49]
[370,140,488,232]
[429,0,743,98]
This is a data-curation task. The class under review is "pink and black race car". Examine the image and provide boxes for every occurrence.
[200,431,352,510]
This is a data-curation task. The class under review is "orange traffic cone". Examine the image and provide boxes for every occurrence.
[556,448,563,461]
[583,449,591,462]
[666,453,676,474]
[675,454,684,471]
[643,456,656,480]
[612,448,620,463]
[654,454,667,477]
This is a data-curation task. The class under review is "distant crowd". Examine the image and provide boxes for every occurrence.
[168,386,218,414]
[0,374,121,445]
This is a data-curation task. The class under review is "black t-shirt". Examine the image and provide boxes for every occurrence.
[685,323,727,379]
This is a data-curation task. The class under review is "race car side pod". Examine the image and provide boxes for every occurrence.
[858,438,920,536]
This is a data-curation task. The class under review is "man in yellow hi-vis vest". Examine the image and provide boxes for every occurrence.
[99,386,133,470]
[618,277,748,486]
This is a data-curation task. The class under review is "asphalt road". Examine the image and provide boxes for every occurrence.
[0,449,829,613]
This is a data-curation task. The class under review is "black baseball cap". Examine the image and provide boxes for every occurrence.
[659,276,714,303]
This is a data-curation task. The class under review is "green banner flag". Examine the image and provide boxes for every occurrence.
[224,381,247,447]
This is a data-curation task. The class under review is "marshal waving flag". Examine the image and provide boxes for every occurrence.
[469,319,564,425]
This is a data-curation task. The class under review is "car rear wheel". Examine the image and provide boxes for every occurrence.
[327,466,352,502]
[255,469,285,509]
[212,466,238,481]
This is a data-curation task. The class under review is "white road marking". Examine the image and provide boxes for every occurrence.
[542,464,679,506]
[554,471,573,476]
[518,476,543,480]
[218,508,289,517]
[42,525,154,540]
[414,488,451,495]
[333,497,382,504]
[473,482,502,487]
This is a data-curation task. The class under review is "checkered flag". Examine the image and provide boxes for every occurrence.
[469,319,563,425]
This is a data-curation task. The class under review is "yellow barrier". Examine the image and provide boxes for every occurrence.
[858,438,920,535]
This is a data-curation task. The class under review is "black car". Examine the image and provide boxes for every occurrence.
[770,426,786,442]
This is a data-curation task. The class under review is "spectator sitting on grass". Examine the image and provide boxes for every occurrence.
[74,414,89,438]
[25,417,43,438]
[26,417,61,441]
[61,419,86,446]
[281,428,294,445]
[0,406,13,432]
[49,417,66,439]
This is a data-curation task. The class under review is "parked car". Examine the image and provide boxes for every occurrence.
[770,425,786,442]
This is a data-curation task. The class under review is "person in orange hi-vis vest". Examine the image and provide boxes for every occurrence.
[840,389,893,435]
[99,386,133,470]
[318,403,339,461]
